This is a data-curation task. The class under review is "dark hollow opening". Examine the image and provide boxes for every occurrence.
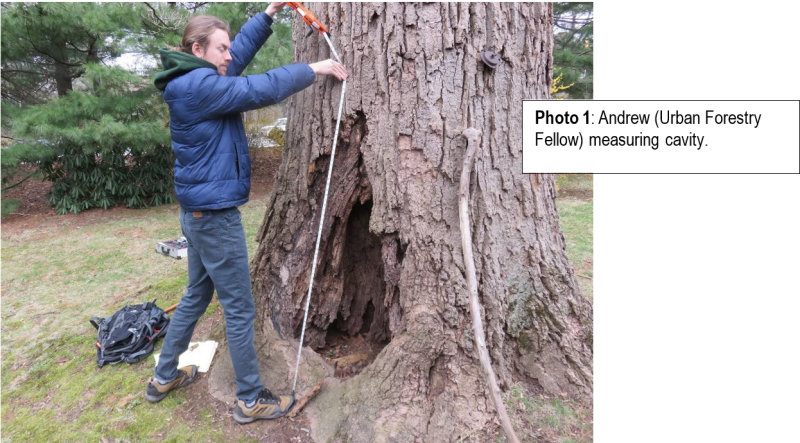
[318,199,390,378]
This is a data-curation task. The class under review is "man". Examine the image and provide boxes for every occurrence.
[148,2,346,424]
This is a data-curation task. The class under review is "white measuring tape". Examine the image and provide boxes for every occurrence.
[291,32,346,395]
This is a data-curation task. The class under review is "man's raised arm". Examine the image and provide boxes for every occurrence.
[227,2,286,77]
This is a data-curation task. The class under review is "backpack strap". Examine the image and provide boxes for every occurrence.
[89,316,103,330]
[125,341,157,364]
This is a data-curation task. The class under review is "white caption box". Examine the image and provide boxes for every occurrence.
[522,100,799,173]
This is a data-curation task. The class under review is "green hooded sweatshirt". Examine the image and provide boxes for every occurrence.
[153,49,217,92]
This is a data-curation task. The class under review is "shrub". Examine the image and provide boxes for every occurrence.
[7,65,174,214]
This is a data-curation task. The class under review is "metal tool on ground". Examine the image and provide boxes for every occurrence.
[155,236,188,260]
[286,1,347,407]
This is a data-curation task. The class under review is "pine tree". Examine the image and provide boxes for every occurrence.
[1,2,146,103]
[137,1,294,73]
[200,2,294,74]
[1,2,295,213]
[9,65,173,214]
[553,2,593,99]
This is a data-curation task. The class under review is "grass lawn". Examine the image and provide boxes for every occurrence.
[1,174,592,442]
[557,197,594,299]
[1,197,270,442]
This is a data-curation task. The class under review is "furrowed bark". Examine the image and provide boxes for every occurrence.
[209,3,595,442]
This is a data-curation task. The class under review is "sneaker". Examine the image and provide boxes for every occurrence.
[233,388,295,424]
[144,365,199,403]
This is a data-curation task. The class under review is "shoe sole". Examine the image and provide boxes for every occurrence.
[145,391,168,403]
[233,397,295,424]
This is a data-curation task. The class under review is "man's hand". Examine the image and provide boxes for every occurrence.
[266,2,286,18]
[309,59,348,81]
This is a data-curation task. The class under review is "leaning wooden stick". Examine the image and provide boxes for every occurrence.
[287,378,325,418]
[459,128,520,443]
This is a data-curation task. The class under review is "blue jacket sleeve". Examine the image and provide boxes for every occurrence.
[192,64,316,120]
[228,12,273,77]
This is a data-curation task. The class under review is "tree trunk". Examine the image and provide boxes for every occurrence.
[241,3,591,441]
[54,60,73,97]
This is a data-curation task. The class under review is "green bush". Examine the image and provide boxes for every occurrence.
[7,65,174,214]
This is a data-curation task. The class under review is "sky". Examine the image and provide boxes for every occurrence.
[110,52,158,75]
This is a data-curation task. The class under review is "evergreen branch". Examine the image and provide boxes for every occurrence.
[0,76,49,104]
[555,21,591,33]
[23,23,84,68]
[555,24,591,51]
[1,69,49,77]
[554,18,592,25]
[85,36,99,62]
[68,68,86,80]
[65,40,92,53]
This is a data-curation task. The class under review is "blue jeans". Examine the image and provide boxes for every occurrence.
[154,207,264,402]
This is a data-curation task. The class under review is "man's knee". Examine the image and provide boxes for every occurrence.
[224,309,256,338]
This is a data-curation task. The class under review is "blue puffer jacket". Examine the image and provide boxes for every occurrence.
[155,13,316,211]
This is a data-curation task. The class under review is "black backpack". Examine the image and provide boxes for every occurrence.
[90,300,170,368]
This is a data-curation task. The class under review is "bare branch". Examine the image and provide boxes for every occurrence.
[1,69,49,77]
[143,2,188,31]
[65,40,91,53]
[2,171,39,192]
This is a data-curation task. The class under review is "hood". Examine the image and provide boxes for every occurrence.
[154,48,217,91]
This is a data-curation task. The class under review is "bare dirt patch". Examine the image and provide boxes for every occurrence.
[2,165,53,216]
[558,188,593,201]
[178,306,316,442]
[176,374,316,442]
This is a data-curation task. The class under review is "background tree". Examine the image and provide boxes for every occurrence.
[1,3,174,212]
[553,2,593,99]
[1,2,144,103]
[205,3,294,74]
[6,65,173,214]
[206,3,592,442]
[1,2,294,213]
[139,2,294,73]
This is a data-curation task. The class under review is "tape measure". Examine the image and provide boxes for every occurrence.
[288,2,346,396]
[287,2,330,36]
